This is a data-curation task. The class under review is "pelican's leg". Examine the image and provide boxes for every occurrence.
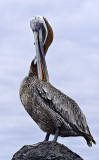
[53,128,59,142]
[44,133,50,141]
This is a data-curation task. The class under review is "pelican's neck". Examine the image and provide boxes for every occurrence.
[43,18,53,55]
[29,60,37,76]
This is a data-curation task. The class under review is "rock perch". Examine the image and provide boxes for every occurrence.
[12,142,83,160]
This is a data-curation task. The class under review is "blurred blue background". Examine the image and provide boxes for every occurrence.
[0,0,99,159]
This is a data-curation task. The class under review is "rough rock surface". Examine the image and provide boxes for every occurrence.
[12,142,83,160]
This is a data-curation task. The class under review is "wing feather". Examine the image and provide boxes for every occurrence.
[36,81,90,135]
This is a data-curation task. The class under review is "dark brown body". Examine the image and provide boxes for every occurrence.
[20,74,95,146]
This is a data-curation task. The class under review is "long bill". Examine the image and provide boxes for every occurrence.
[33,30,49,82]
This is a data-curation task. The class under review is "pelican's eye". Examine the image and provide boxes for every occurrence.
[36,21,39,26]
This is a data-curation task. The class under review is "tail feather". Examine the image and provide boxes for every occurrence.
[84,134,96,147]
[92,137,96,145]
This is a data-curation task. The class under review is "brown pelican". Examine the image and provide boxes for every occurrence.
[20,15,96,147]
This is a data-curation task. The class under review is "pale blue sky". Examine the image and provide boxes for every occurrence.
[0,0,99,159]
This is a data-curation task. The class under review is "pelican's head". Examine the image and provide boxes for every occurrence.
[30,15,48,46]
[30,15,53,82]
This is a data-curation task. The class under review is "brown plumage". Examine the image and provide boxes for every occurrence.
[20,15,96,146]
[43,18,53,55]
